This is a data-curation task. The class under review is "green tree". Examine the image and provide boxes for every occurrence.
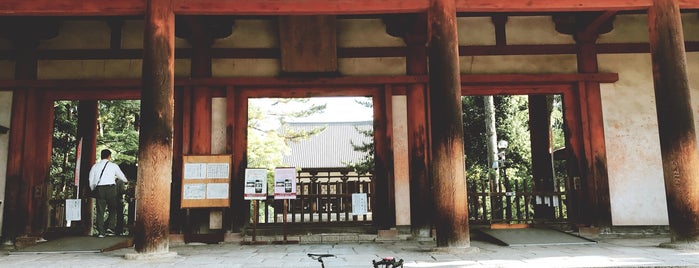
[50,101,79,200]
[96,100,140,165]
[344,97,374,175]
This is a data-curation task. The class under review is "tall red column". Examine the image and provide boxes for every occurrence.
[649,0,699,248]
[428,0,470,248]
[133,0,175,255]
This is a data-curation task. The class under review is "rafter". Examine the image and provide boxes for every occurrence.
[3,0,699,16]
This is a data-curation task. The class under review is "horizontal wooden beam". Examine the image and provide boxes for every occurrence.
[3,42,699,61]
[0,0,145,16]
[3,0,699,16]
[0,73,616,93]
[0,75,428,90]
[176,0,428,15]
[461,73,619,85]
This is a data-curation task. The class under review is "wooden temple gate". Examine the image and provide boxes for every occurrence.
[1,0,699,254]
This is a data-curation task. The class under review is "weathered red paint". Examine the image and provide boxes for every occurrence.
[10,0,699,16]
[134,0,174,254]
[649,0,699,243]
[428,0,470,248]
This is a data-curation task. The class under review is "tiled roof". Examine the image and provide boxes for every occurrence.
[281,121,373,168]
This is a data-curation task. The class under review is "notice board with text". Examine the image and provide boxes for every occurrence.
[181,154,232,208]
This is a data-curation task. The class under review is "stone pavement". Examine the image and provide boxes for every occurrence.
[2,236,699,268]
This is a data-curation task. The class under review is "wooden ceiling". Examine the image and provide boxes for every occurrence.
[1,0,698,16]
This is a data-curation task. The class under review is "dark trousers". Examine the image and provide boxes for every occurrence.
[95,185,118,235]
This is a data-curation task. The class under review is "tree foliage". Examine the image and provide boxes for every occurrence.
[50,101,79,199]
[96,100,140,165]
[462,94,566,185]
[345,97,374,175]
[50,100,140,200]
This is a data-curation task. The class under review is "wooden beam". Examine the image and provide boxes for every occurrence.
[0,73,618,90]
[7,0,699,16]
[175,0,429,15]
[0,0,145,16]
[428,0,470,248]
[77,101,98,236]
[279,15,338,73]
[404,19,432,239]
[649,0,699,245]
[134,0,174,254]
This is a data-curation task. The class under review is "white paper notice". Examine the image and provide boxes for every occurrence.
[352,193,368,215]
[183,184,206,199]
[207,183,229,199]
[207,163,230,179]
[65,199,81,222]
[184,163,207,179]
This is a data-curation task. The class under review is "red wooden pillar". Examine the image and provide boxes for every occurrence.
[188,16,213,155]
[77,101,98,236]
[134,0,175,254]
[230,89,248,230]
[2,34,38,242]
[428,0,470,247]
[184,16,214,240]
[372,86,394,229]
[648,0,699,247]
[575,28,612,230]
[528,95,556,220]
[404,16,432,238]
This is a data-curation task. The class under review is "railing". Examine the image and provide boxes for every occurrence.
[254,168,373,224]
[467,175,569,224]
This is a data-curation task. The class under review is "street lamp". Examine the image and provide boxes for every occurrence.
[497,140,508,150]
[497,139,511,220]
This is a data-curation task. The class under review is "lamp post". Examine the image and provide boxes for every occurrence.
[497,140,510,221]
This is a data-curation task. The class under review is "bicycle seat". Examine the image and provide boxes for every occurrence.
[307,253,336,259]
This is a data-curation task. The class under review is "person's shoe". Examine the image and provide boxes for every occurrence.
[106,229,115,236]
[97,234,105,238]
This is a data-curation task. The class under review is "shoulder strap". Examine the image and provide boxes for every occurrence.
[96,161,108,186]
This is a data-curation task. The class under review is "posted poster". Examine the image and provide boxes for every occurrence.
[273,167,297,199]
[65,199,81,223]
[352,193,368,215]
[244,168,268,200]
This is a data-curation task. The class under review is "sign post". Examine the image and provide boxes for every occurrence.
[243,168,267,244]
[273,167,298,244]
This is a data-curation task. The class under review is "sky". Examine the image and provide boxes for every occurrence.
[293,97,373,122]
[251,96,374,124]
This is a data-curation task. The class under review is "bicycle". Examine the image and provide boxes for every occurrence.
[307,253,403,268]
[372,256,404,268]
[308,253,336,268]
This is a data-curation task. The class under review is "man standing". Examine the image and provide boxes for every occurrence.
[89,149,129,238]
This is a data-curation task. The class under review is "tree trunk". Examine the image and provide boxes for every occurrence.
[483,96,501,221]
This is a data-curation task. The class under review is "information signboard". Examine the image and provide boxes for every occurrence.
[244,168,268,200]
[273,167,297,199]
[181,155,231,208]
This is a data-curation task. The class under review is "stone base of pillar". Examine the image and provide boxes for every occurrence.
[659,240,699,250]
[124,251,178,260]
[430,246,480,254]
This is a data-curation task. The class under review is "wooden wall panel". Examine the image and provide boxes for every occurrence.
[279,15,337,73]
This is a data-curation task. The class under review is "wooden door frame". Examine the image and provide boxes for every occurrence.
[460,82,592,226]
[230,85,397,229]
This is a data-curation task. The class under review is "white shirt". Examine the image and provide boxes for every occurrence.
[89,159,128,190]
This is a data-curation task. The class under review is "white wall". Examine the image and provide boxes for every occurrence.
[0,93,11,238]
[599,53,669,225]
[596,14,699,226]
[392,96,410,226]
